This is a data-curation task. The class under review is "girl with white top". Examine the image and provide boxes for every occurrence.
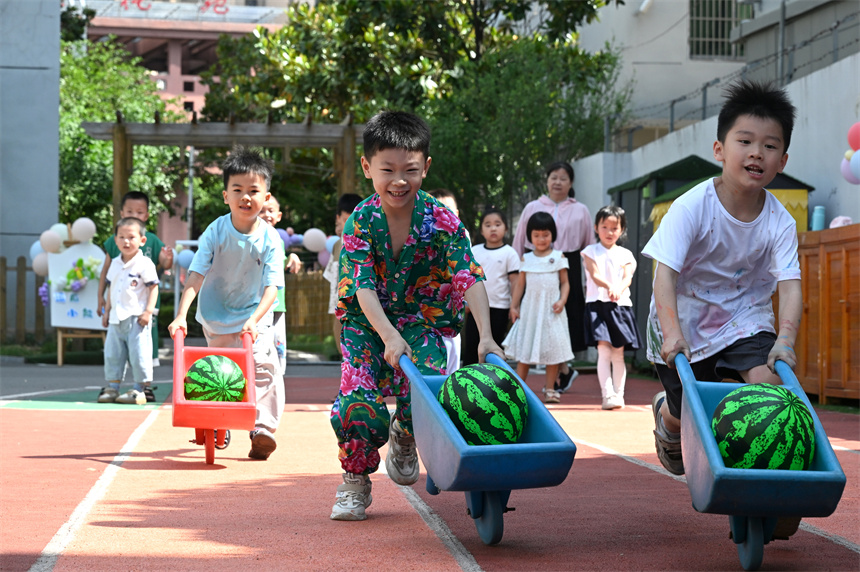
[503,212,574,403]
[581,206,642,410]
[463,208,520,366]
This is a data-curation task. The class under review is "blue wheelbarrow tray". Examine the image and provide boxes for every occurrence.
[406,354,576,493]
[680,359,846,518]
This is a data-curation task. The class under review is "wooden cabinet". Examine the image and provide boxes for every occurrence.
[795,224,859,402]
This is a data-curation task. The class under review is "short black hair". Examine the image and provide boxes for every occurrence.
[336,193,363,216]
[479,207,507,230]
[222,145,274,191]
[428,188,458,210]
[116,216,147,236]
[717,80,796,152]
[545,161,575,198]
[362,110,430,160]
[594,205,628,244]
[121,191,149,209]
[526,211,557,243]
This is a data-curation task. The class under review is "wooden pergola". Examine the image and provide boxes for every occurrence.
[82,113,364,222]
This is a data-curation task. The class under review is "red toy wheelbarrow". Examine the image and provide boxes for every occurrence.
[172,329,257,464]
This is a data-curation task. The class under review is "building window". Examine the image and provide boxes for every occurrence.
[689,0,753,59]
[184,101,194,112]
[183,81,195,93]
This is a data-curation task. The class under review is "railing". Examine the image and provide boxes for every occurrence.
[0,257,48,345]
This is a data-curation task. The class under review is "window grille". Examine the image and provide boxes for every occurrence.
[689,0,753,59]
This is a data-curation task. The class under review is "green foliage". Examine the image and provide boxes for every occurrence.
[60,2,95,42]
[59,40,185,245]
[423,39,630,232]
[195,0,627,235]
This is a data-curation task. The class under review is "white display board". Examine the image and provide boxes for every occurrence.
[47,242,108,331]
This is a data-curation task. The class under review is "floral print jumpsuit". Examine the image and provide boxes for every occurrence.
[331,191,484,475]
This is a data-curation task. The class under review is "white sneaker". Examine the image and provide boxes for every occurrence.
[115,389,146,405]
[385,414,419,485]
[602,395,623,410]
[542,388,560,404]
[330,473,373,521]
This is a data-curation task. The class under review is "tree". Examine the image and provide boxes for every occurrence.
[196,0,627,235]
[60,40,184,245]
[61,1,95,42]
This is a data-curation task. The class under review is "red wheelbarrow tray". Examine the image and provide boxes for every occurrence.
[172,330,257,431]
[403,353,576,493]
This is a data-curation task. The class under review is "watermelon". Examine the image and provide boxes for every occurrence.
[184,355,246,402]
[437,363,528,446]
[711,384,815,470]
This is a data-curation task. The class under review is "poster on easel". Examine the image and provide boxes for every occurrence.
[47,242,108,331]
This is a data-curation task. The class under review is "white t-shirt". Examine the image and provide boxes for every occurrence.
[106,250,159,324]
[471,244,520,309]
[189,214,285,335]
[642,179,800,364]
[581,243,636,306]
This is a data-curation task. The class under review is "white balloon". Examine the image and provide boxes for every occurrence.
[40,230,62,253]
[303,228,327,253]
[32,252,49,277]
[851,150,860,181]
[50,223,70,242]
[71,217,97,242]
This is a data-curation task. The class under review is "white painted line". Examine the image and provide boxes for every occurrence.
[799,521,860,553]
[1,387,102,399]
[28,408,161,572]
[380,464,483,572]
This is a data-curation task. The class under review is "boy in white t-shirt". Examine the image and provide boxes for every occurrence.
[169,146,285,461]
[99,217,160,405]
[642,80,802,479]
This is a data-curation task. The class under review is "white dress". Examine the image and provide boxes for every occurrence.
[502,250,574,365]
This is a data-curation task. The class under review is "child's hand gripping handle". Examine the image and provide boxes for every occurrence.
[241,331,253,353]
[173,327,185,344]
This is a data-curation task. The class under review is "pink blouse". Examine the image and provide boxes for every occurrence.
[512,195,594,257]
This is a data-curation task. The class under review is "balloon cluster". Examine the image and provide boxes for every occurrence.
[29,217,97,277]
[841,122,860,185]
[275,227,339,267]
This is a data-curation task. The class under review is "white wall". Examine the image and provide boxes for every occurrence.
[574,52,860,229]
[576,0,746,124]
[0,0,60,334]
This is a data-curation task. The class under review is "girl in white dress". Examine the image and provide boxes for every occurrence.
[503,212,574,403]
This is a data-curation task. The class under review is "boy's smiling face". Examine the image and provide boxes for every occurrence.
[714,114,788,194]
[361,148,430,216]
[223,172,270,233]
[260,196,282,227]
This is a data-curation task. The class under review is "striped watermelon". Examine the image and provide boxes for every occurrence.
[184,355,246,402]
[711,384,815,470]
[437,363,528,445]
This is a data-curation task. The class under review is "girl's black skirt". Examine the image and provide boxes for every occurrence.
[584,300,642,351]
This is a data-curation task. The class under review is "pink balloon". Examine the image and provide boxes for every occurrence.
[317,249,331,267]
[841,158,860,185]
[848,122,860,152]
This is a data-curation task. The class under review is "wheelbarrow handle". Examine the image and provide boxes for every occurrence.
[674,353,798,390]
[398,354,420,381]
[241,331,253,352]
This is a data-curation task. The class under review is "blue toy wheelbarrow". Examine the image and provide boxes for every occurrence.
[677,354,846,570]
[400,353,576,545]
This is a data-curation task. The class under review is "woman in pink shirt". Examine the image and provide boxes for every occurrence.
[512,162,594,389]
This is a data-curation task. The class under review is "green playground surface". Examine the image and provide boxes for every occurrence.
[0,386,169,410]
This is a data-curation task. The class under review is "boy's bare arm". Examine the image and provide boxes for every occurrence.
[464,282,505,363]
[768,279,802,371]
[138,284,158,327]
[240,285,279,341]
[97,253,111,316]
[102,284,111,328]
[653,262,690,366]
[168,271,204,337]
[158,246,173,273]
[356,288,411,367]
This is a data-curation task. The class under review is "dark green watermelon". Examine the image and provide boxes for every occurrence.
[184,355,246,402]
[437,363,528,445]
[711,384,815,470]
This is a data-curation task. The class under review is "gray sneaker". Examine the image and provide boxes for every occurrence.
[385,414,419,485]
[652,392,684,475]
[330,473,372,521]
[97,387,119,403]
[248,427,277,460]
[115,389,146,405]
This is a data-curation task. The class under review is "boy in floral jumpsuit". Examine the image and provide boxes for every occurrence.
[330,110,504,521]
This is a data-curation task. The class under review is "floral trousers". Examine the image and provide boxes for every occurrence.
[330,322,447,475]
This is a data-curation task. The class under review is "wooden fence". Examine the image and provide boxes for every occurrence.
[283,271,332,338]
[0,256,48,345]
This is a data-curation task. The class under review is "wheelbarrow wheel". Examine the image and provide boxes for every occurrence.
[732,516,764,571]
[214,429,231,450]
[474,491,504,545]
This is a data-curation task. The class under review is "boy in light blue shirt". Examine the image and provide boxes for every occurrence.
[169,146,285,460]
